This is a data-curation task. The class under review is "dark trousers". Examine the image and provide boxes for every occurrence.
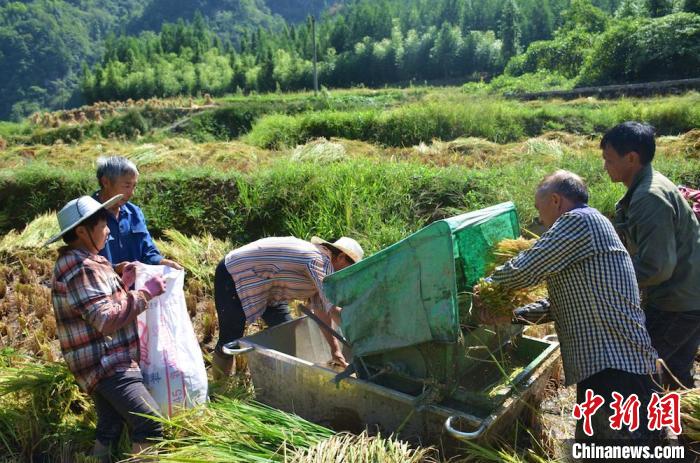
[214,259,291,352]
[92,370,163,449]
[575,369,660,445]
[645,310,700,389]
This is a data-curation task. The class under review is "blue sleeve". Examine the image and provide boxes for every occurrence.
[134,206,163,265]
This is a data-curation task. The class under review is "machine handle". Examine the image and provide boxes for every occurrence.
[221,342,255,357]
[444,415,487,441]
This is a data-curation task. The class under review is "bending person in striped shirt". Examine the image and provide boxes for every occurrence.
[475,170,659,444]
[212,236,364,379]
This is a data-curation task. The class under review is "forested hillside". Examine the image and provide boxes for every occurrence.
[0,0,334,120]
[3,0,700,121]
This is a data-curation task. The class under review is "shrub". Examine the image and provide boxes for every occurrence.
[487,72,576,95]
[505,29,595,79]
[0,166,94,233]
[0,161,484,253]
[578,14,700,85]
[28,124,100,145]
[99,108,149,138]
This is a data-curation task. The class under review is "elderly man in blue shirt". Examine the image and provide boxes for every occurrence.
[93,156,181,273]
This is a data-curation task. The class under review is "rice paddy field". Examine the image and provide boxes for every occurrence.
[1,87,699,462]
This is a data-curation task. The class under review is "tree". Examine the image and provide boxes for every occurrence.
[684,0,700,14]
[562,0,608,33]
[615,0,649,18]
[257,49,276,92]
[524,0,555,43]
[506,28,595,78]
[499,0,522,61]
[430,22,463,78]
[329,16,351,52]
[578,13,700,85]
[647,0,673,17]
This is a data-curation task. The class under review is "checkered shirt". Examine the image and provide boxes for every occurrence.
[51,248,149,393]
[491,206,658,386]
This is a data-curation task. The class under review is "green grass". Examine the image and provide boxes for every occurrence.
[0,122,31,140]
[7,88,423,146]
[2,134,699,254]
[2,88,698,462]
[0,160,485,252]
[6,89,699,150]
[245,93,700,148]
[461,71,577,96]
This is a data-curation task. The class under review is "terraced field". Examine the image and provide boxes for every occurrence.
[1,87,698,462]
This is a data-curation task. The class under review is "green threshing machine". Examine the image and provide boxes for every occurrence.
[224,202,560,447]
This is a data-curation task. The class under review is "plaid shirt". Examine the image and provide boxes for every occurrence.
[491,206,658,386]
[51,248,149,393]
[225,237,335,323]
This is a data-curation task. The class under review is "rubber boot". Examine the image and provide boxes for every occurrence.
[212,350,234,381]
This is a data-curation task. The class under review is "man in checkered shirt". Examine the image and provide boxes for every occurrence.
[479,170,658,444]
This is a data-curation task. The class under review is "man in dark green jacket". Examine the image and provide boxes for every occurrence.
[602,121,700,389]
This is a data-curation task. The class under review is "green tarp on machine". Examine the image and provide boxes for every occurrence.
[324,202,520,358]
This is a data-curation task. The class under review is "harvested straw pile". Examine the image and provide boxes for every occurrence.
[0,212,59,253]
[0,349,95,460]
[291,138,348,164]
[681,388,700,443]
[474,238,548,319]
[286,431,437,463]
[155,229,228,294]
[139,396,333,462]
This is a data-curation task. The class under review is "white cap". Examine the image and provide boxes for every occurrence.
[310,236,364,263]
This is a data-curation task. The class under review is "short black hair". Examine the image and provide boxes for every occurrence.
[320,242,342,258]
[538,170,589,204]
[62,208,110,244]
[600,121,656,165]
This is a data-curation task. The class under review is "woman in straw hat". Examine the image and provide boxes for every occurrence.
[47,195,166,462]
[212,236,364,379]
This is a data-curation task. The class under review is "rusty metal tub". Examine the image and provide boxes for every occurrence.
[224,316,560,450]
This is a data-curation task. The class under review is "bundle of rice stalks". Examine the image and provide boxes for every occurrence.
[155,229,228,293]
[291,138,347,164]
[285,431,437,463]
[411,137,504,168]
[523,138,566,160]
[456,440,554,463]
[0,349,95,459]
[485,237,537,274]
[139,396,334,462]
[473,238,548,320]
[680,388,700,443]
[0,212,59,253]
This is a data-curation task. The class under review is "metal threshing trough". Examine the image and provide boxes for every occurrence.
[224,202,561,451]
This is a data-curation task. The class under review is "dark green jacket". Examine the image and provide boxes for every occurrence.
[615,165,700,312]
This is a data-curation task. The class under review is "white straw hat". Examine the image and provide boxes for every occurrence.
[310,236,364,263]
[45,194,123,245]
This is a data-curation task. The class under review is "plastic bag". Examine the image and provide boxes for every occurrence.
[135,264,208,416]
